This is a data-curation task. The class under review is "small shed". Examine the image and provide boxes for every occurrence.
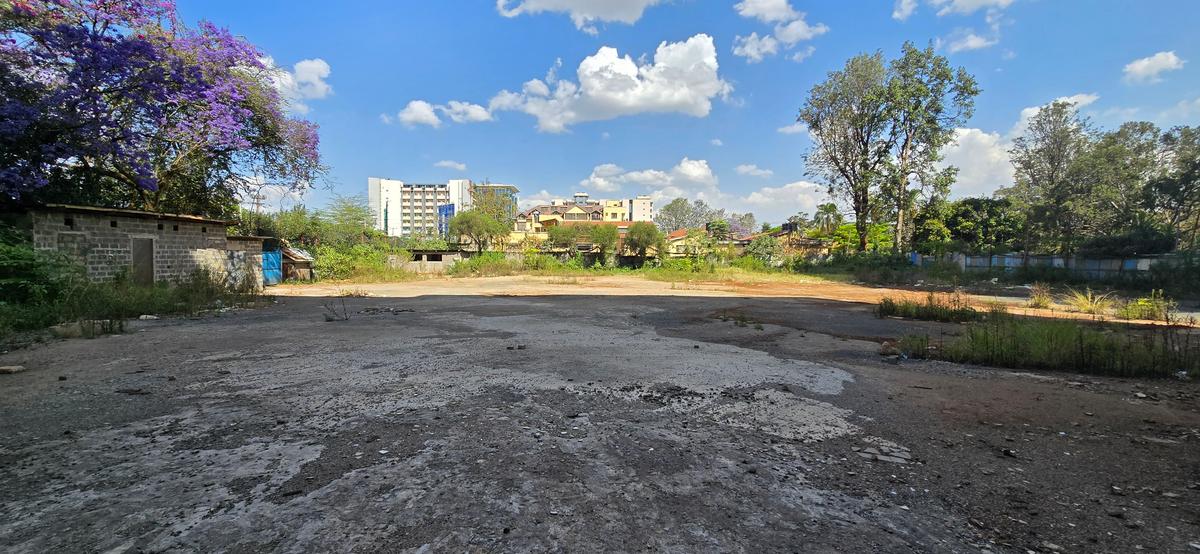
[282,246,315,281]
[26,203,262,289]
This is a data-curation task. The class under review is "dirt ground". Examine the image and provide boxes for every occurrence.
[1,277,1198,552]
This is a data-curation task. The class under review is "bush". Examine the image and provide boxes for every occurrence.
[876,293,982,323]
[925,317,1199,378]
[731,255,770,272]
[1063,287,1115,316]
[447,252,521,277]
[522,253,563,271]
[1115,289,1176,322]
[312,240,412,282]
[1027,282,1053,309]
[0,239,78,304]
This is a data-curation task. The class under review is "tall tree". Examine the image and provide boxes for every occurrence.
[624,221,662,262]
[449,211,509,254]
[798,52,892,252]
[813,203,843,235]
[655,197,717,232]
[589,224,619,266]
[1147,126,1200,249]
[1003,101,1096,255]
[882,42,979,253]
[1,0,324,217]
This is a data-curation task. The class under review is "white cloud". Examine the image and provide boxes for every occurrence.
[734,0,798,23]
[379,113,394,125]
[1160,96,1200,124]
[945,29,997,53]
[777,121,806,134]
[489,34,732,133]
[438,101,493,123]
[264,57,333,114]
[735,164,774,178]
[738,181,822,221]
[580,157,723,202]
[579,163,627,192]
[710,138,723,146]
[434,160,468,171]
[519,189,558,209]
[940,128,1014,197]
[495,0,665,35]
[732,32,779,63]
[397,100,442,128]
[790,45,816,63]
[929,0,1013,16]
[773,16,829,45]
[1123,51,1186,84]
[892,0,918,20]
[1010,93,1098,137]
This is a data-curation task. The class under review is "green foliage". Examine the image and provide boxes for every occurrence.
[0,236,78,304]
[897,334,930,358]
[744,235,783,263]
[446,252,521,277]
[1078,219,1176,257]
[625,221,662,259]
[1027,282,1054,309]
[450,211,510,253]
[922,318,1199,378]
[876,293,983,322]
[590,224,619,266]
[1115,290,1176,322]
[546,224,580,249]
[706,219,731,241]
[312,240,412,282]
[731,255,770,272]
[1063,287,1115,316]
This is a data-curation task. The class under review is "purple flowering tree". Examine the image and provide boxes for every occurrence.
[1,0,324,216]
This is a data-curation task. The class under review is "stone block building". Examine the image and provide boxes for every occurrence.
[27,204,264,290]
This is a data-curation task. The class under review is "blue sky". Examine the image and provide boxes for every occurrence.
[177,0,1200,224]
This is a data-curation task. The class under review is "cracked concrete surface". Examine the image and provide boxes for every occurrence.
[1,292,1197,552]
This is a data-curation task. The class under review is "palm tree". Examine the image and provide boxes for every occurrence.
[814,203,842,236]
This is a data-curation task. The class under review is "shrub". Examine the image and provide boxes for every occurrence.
[922,318,1199,378]
[897,334,930,359]
[312,240,412,282]
[1115,289,1176,322]
[731,255,770,272]
[876,292,982,323]
[522,253,563,271]
[1027,282,1053,309]
[1063,287,1114,316]
[0,238,78,304]
[447,252,521,277]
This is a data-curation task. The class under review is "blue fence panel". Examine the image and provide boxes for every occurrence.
[263,249,282,286]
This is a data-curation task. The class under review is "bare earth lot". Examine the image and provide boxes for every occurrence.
[1,276,1198,552]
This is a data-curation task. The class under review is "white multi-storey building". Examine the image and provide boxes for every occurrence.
[368,178,473,237]
[629,195,654,222]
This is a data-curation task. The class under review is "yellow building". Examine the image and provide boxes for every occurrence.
[603,200,627,222]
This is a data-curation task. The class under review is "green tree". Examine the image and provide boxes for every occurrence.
[882,42,979,253]
[706,219,731,241]
[1147,126,1200,249]
[655,198,717,232]
[745,235,783,263]
[449,211,509,254]
[590,224,619,266]
[624,221,663,262]
[813,203,843,236]
[1003,100,1096,255]
[321,196,376,245]
[546,224,580,250]
[799,52,892,252]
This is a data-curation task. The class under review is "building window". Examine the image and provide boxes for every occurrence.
[173,224,179,231]
[64,217,74,229]
[157,223,164,230]
[427,254,443,262]
[110,220,118,227]
[201,226,207,233]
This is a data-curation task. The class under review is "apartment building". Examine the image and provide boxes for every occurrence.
[367,178,518,237]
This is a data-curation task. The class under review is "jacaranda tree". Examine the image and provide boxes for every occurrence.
[1,0,324,217]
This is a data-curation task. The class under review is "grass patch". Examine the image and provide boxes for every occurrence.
[904,315,1198,378]
[446,252,524,277]
[1064,287,1115,316]
[876,292,983,323]
[1027,282,1053,309]
[1115,289,1176,322]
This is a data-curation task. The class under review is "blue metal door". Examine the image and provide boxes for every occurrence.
[263,249,282,285]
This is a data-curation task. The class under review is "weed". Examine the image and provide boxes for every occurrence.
[336,287,370,297]
[897,334,930,359]
[322,298,350,321]
[1027,282,1053,309]
[1115,289,1176,322]
[877,292,982,323]
[447,252,522,277]
[1063,287,1114,317]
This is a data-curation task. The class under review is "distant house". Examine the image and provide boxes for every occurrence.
[25,204,264,289]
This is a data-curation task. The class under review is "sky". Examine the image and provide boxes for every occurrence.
[176,0,1200,224]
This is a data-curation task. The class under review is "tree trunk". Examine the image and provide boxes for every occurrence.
[857,219,869,252]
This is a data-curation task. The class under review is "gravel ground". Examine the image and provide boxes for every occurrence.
[0,289,1197,553]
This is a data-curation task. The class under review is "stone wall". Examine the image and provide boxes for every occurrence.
[30,208,262,290]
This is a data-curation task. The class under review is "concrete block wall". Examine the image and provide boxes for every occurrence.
[30,209,260,288]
